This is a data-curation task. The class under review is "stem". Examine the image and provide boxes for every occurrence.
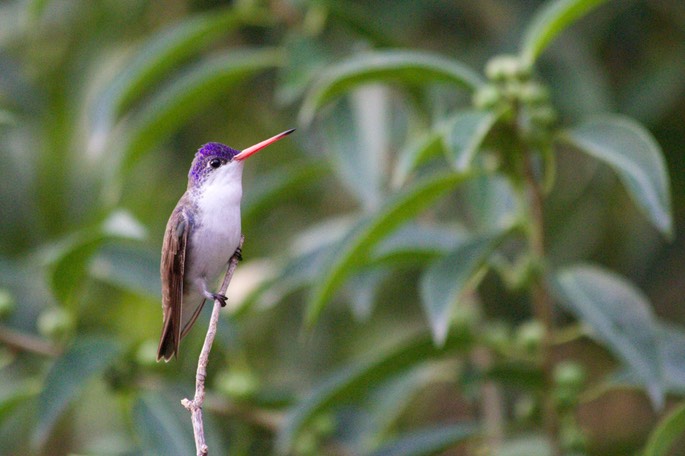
[182,235,244,456]
[522,152,561,456]
[0,325,62,357]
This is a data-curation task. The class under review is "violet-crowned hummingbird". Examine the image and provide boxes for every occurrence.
[157,129,295,361]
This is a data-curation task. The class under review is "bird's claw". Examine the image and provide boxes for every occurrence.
[211,293,228,307]
[234,246,243,262]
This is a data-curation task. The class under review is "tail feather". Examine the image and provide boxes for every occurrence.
[157,316,179,362]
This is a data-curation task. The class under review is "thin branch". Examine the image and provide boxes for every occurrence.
[182,235,244,456]
[0,325,62,357]
[522,151,561,456]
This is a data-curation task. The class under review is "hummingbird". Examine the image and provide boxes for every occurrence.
[157,129,295,362]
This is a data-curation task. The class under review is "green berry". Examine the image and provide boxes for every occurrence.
[0,289,15,319]
[554,361,586,391]
[215,368,259,400]
[515,320,545,355]
[519,82,550,105]
[37,307,75,341]
[485,55,531,81]
[473,84,501,109]
[135,339,160,367]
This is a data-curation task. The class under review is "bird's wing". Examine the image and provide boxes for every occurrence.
[157,209,189,361]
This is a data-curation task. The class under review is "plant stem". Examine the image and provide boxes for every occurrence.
[182,235,244,456]
[522,151,561,456]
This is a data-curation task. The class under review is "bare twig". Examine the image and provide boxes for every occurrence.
[182,235,244,456]
[0,325,62,357]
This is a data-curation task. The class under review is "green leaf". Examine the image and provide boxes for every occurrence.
[299,50,483,125]
[275,331,473,454]
[562,115,673,237]
[33,336,121,448]
[391,128,444,188]
[443,109,499,171]
[242,161,327,221]
[643,401,685,456]
[371,223,468,266]
[122,48,284,170]
[368,423,478,456]
[420,232,506,346]
[319,98,386,208]
[89,8,248,150]
[520,0,609,65]
[550,264,664,408]
[306,171,472,326]
[50,210,146,305]
[133,392,195,456]
[89,244,161,297]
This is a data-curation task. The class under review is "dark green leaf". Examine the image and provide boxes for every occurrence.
[462,175,517,232]
[33,336,121,448]
[299,50,483,125]
[306,171,472,326]
[368,423,478,456]
[242,161,327,221]
[643,401,685,456]
[550,264,664,408]
[122,48,284,170]
[391,128,444,188]
[133,392,195,456]
[371,223,468,266]
[50,210,146,305]
[89,244,161,297]
[275,331,473,454]
[420,232,506,345]
[562,115,673,237]
[520,0,609,65]
[90,9,245,128]
[319,98,386,208]
[443,110,499,171]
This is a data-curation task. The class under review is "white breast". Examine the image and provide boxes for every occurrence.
[186,161,244,286]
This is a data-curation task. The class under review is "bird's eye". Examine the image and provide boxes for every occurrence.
[209,158,222,169]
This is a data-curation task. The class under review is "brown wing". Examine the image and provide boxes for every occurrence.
[156,208,189,361]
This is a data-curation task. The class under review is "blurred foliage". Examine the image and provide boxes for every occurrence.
[1,0,684,455]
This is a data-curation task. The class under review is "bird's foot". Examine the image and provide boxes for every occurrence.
[234,246,243,262]
[211,293,228,307]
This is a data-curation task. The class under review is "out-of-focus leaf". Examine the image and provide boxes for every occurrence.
[242,161,327,221]
[299,50,483,125]
[443,109,498,172]
[89,244,161,297]
[643,401,685,456]
[550,264,664,408]
[496,435,551,456]
[346,268,391,321]
[368,423,478,456]
[371,223,468,266]
[392,128,444,188]
[277,34,331,105]
[486,362,545,390]
[613,322,685,394]
[620,43,685,124]
[275,330,473,454]
[50,210,147,305]
[33,336,121,448]
[320,97,386,209]
[562,115,673,237]
[520,0,609,65]
[122,48,284,170]
[133,392,195,456]
[0,381,40,425]
[306,171,472,326]
[88,9,250,154]
[462,175,517,232]
[420,232,506,346]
